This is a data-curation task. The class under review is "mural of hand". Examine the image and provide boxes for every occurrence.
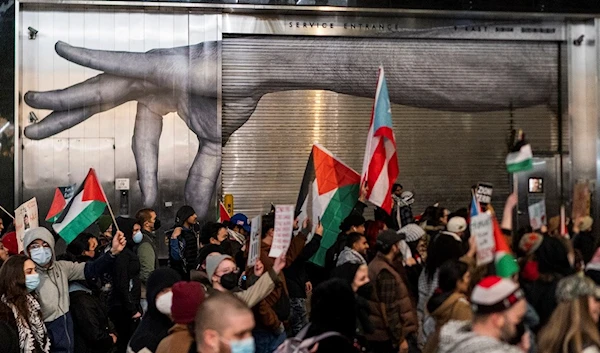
[24,41,222,220]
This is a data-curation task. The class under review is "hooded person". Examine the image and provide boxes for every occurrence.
[127,268,182,353]
[109,217,142,353]
[155,281,206,353]
[167,206,200,280]
[23,227,125,353]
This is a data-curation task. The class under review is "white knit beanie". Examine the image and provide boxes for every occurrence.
[399,224,425,243]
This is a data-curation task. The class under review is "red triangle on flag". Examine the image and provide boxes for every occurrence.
[219,202,231,222]
[313,145,360,196]
[81,169,108,203]
[46,188,66,221]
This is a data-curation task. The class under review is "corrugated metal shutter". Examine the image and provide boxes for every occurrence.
[222,36,560,217]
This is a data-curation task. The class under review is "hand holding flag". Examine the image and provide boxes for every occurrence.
[110,230,126,256]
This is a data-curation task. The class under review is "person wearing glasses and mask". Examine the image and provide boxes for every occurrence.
[23,227,126,353]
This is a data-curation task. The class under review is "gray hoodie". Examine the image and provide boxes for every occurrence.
[23,228,88,322]
[437,321,522,353]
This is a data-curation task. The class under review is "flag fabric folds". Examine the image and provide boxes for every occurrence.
[361,67,399,215]
[295,144,361,267]
[218,202,231,223]
[45,188,66,223]
[53,169,108,244]
[492,215,519,278]
[506,130,533,173]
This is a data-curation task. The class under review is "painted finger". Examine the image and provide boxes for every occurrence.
[185,139,220,221]
[25,74,156,111]
[132,102,163,208]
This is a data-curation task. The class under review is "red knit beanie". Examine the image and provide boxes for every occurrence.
[171,281,206,324]
[1,232,19,256]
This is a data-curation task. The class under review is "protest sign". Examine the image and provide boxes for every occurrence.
[528,200,547,231]
[247,215,262,267]
[268,205,295,258]
[476,182,494,205]
[15,198,39,253]
[572,182,590,219]
[470,212,495,266]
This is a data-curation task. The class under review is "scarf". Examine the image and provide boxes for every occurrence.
[1,294,50,353]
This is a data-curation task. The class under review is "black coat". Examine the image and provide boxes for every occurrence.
[573,231,597,264]
[284,234,322,299]
[70,289,115,353]
[0,320,19,353]
[180,228,199,272]
[110,247,142,316]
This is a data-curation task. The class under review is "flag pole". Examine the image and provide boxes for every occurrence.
[105,200,120,233]
[0,205,14,220]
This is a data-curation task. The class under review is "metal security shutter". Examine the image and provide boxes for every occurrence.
[222,36,560,217]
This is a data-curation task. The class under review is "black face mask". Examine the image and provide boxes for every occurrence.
[220,272,241,291]
[356,282,374,300]
[154,219,162,231]
[506,319,526,345]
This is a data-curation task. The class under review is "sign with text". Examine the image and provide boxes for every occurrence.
[269,205,295,258]
[528,200,547,231]
[247,215,262,267]
[470,212,495,266]
[15,198,39,253]
[476,182,494,205]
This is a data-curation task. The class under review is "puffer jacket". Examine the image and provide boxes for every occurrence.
[437,321,522,353]
[422,292,472,353]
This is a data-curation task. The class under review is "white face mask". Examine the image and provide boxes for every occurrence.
[155,291,173,316]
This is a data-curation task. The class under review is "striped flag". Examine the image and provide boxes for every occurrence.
[361,67,399,214]
[295,144,361,266]
[53,169,108,244]
[506,130,533,173]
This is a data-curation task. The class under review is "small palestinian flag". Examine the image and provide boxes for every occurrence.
[492,214,519,278]
[45,188,66,223]
[295,144,361,266]
[53,169,108,244]
[218,202,231,223]
[506,130,533,173]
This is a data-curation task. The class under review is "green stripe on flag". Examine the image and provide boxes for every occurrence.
[507,158,533,173]
[310,183,359,267]
[57,201,107,244]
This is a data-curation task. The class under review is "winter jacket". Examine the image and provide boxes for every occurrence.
[437,321,522,353]
[284,234,322,299]
[23,228,116,322]
[573,231,597,264]
[336,247,367,267]
[137,230,159,299]
[522,276,560,330]
[69,284,115,353]
[247,232,308,332]
[155,324,194,353]
[367,253,418,345]
[422,292,472,353]
[180,227,199,272]
[0,301,46,353]
[110,247,142,317]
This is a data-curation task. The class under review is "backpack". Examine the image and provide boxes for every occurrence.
[274,324,341,353]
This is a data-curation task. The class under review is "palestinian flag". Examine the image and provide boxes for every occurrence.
[492,214,519,278]
[45,188,66,223]
[295,144,361,266]
[218,202,231,223]
[53,169,108,244]
[506,130,533,173]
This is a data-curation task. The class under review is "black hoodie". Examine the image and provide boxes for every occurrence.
[128,268,181,353]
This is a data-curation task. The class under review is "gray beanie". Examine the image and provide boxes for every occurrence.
[399,224,425,243]
[205,254,233,283]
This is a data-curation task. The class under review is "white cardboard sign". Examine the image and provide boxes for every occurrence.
[528,200,547,231]
[470,212,495,266]
[15,198,39,253]
[247,215,262,267]
[268,205,295,258]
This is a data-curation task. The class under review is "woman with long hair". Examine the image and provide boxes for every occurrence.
[0,255,50,353]
[538,275,600,353]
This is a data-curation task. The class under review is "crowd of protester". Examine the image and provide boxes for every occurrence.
[1,182,600,353]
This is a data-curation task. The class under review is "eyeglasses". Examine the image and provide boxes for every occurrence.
[28,243,50,250]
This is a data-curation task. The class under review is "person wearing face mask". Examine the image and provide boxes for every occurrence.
[332,263,374,352]
[168,206,201,280]
[0,255,50,353]
[437,276,527,353]
[367,229,419,353]
[23,226,126,353]
[109,217,143,353]
[206,253,286,308]
[96,215,114,252]
[194,292,256,353]
[135,208,160,312]
[422,260,472,353]
[538,275,600,353]
[128,268,182,353]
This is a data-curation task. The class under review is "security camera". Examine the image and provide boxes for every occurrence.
[28,27,38,40]
[574,35,584,46]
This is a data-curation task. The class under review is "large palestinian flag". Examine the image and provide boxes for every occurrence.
[295,144,361,266]
[53,169,108,244]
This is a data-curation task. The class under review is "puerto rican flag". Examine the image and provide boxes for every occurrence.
[361,67,399,215]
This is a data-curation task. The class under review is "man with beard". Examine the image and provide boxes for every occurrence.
[367,229,419,353]
[437,276,527,353]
